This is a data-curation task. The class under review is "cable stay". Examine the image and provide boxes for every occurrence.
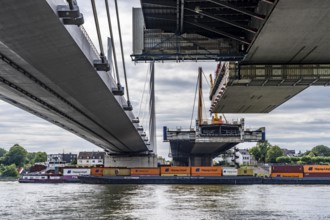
[89,0,132,111]
[90,0,110,71]
[149,62,157,153]
[134,64,151,145]
[135,62,157,151]
[138,65,151,118]
[190,73,199,129]
[104,0,124,96]
[114,0,132,110]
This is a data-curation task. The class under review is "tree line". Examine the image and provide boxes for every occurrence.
[0,144,47,177]
[249,141,330,164]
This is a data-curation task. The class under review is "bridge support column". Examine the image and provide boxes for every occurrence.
[104,154,158,168]
[171,155,213,166]
[188,156,213,167]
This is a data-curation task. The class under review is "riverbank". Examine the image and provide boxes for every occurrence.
[0,177,17,181]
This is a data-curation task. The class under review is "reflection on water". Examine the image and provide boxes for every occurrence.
[0,182,330,219]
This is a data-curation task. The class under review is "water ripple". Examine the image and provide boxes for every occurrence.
[0,183,330,219]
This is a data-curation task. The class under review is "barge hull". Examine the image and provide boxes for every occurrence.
[79,176,330,185]
[79,176,262,184]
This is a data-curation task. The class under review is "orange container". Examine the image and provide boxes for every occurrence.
[303,165,330,173]
[270,173,303,178]
[91,167,104,176]
[160,166,190,176]
[191,166,222,176]
[131,168,160,176]
[103,168,131,176]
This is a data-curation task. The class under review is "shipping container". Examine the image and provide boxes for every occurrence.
[160,166,190,176]
[271,165,303,173]
[91,167,104,176]
[103,168,131,176]
[270,173,303,178]
[303,173,330,178]
[63,168,91,176]
[238,167,254,176]
[191,166,222,176]
[222,167,238,176]
[303,165,330,173]
[131,168,160,176]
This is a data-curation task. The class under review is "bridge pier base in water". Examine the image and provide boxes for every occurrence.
[104,154,158,168]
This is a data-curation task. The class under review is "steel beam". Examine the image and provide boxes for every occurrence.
[185,20,251,44]
[186,7,258,34]
[207,0,265,20]
[144,15,250,44]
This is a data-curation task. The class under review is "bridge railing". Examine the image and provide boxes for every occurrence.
[238,64,330,80]
[80,26,100,58]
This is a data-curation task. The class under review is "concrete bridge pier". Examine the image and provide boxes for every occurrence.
[188,156,213,167]
[104,153,158,168]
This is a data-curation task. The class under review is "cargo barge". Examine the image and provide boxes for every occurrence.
[18,175,62,183]
[263,177,330,184]
[78,176,330,185]
[19,165,330,185]
[18,167,91,183]
[78,175,262,185]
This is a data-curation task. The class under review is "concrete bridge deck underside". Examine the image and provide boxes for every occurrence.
[0,0,148,153]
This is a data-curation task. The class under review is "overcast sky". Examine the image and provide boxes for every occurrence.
[1,0,330,158]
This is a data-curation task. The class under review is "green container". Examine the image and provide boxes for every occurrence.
[238,167,254,176]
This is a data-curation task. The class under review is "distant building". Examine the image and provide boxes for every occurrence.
[224,149,257,166]
[47,153,77,168]
[281,149,296,157]
[77,151,106,166]
[237,149,257,165]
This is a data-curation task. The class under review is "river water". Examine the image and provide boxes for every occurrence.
[0,182,330,220]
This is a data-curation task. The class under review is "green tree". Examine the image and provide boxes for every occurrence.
[296,160,305,165]
[308,151,316,157]
[249,146,261,162]
[27,152,36,164]
[0,148,6,158]
[0,164,4,174]
[325,157,330,164]
[249,141,271,163]
[1,164,18,177]
[71,157,77,165]
[3,144,28,167]
[266,145,284,163]
[259,141,271,163]
[291,157,301,163]
[276,156,291,164]
[301,156,312,164]
[304,150,311,156]
[311,156,322,164]
[34,152,47,163]
[311,145,330,156]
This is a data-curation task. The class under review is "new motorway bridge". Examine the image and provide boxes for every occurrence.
[0,0,329,165]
